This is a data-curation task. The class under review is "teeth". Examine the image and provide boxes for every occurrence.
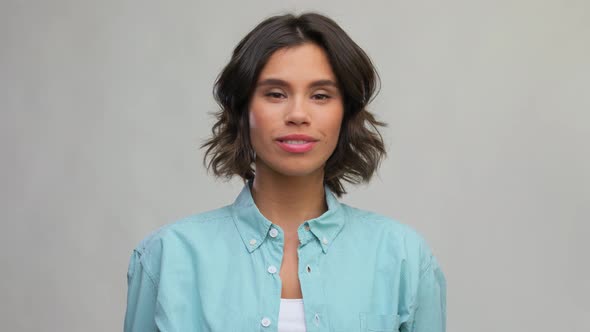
[283,140,308,144]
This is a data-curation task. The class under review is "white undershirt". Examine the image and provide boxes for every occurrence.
[278,298,307,332]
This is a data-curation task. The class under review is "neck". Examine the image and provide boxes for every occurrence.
[251,162,327,234]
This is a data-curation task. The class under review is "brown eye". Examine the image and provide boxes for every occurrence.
[265,92,286,99]
[312,94,330,100]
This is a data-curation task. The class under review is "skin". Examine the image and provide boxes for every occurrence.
[248,42,344,298]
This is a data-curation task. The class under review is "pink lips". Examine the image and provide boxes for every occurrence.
[275,134,318,153]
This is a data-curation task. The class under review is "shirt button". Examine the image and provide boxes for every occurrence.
[304,224,310,231]
[261,317,271,327]
[267,265,277,274]
[249,239,257,246]
[269,228,278,238]
[322,237,328,245]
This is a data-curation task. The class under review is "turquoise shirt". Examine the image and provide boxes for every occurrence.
[124,181,446,332]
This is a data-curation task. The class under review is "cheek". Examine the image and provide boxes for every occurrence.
[248,101,259,129]
[248,102,274,150]
[248,113,261,149]
[248,100,265,136]
[323,109,344,139]
[328,111,344,153]
[248,99,274,131]
[248,111,257,131]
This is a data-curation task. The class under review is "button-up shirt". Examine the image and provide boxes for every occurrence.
[124,181,446,331]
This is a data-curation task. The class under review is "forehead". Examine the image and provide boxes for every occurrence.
[257,43,337,83]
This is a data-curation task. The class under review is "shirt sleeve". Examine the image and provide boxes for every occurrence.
[409,255,447,332]
[124,249,159,332]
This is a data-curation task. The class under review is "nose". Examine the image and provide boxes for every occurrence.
[284,97,311,126]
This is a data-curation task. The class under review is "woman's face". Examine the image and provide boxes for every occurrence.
[249,43,344,178]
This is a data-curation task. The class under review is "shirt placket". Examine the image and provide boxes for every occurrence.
[297,222,330,332]
[257,225,283,332]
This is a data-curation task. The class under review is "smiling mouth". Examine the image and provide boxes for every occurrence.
[275,140,317,153]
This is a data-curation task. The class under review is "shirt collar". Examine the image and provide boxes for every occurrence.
[231,179,346,254]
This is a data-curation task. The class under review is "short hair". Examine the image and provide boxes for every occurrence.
[201,12,386,197]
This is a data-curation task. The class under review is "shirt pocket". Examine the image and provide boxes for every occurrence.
[359,312,401,332]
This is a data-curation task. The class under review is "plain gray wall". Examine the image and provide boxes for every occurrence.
[1,0,588,331]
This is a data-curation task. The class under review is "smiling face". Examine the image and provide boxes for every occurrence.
[248,43,344,179]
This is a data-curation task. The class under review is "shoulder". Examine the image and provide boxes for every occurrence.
[342,203,426,245]
[129,205,235,280]
[135,206,233,251]
[341,203,436,272]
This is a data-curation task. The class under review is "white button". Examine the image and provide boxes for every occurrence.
[269,228,278,238]
[322,237,328,245]
[261,317,271,327]
[267,265,277,274]
[304,224,310,231]
[249,239,257,246]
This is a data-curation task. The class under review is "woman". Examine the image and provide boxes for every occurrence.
[124,12,446,332]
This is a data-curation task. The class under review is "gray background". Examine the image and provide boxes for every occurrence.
[1,0,588,331]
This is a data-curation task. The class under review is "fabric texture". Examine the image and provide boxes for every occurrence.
[124,180,446,332]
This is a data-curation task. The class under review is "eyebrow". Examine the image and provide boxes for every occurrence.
[256,78,339,89]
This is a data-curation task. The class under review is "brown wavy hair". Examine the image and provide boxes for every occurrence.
[201,12,386,197]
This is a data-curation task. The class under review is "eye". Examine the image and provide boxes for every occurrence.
[312,94,331,101]
[265,92,286,99]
